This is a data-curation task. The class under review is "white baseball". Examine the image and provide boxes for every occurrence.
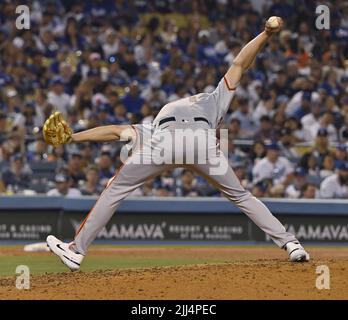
[267,16,280,28]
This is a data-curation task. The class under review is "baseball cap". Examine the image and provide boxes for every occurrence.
[302,91,312,102]
[50,76,64,86]
[294,167,306,177]
[255,179,270,192]
[10,153,23,162]
[275,95,289,106]
[55,173,68,183]
[98,103,111,112]
[336,144,347,152]
[198,30,210,39]
[267,142,280,151]
[336,161,348,171]
[317,128,328,137]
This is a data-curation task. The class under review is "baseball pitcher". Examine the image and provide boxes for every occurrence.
[44,17,310,271]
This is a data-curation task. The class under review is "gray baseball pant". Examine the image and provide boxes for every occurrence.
[74,125,296,255]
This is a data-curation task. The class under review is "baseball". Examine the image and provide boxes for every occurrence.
[267,16,280,28]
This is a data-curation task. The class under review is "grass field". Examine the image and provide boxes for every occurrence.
[0,245,233,276]
[0,244,347,299]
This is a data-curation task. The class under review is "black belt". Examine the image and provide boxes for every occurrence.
[158,116,210,127]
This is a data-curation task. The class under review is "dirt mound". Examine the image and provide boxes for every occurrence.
[1,250,347,300]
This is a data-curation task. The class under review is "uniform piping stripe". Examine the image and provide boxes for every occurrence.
[74,126,138,238]
[223,76,237,91]
[74,164,125,238]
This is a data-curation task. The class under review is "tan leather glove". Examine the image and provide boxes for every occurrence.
[43,112,73,147]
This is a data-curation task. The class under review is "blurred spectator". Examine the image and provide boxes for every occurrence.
[80,165,102,196]
[98,151,115,187]
[300,183,318,199]
[0,0,347,198]
[252,179,271,198]
[320,154,335,179]
[0,153,32,194]
[252,142,293,186]
[320,162,348,199]
[121,81,145,114]
[67,152,86,187]
[285,167,307,199]
[47,77,71,117]
[47,173,82,197]
[176,170,200,196]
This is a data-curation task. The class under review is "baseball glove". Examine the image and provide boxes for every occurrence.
[43,112,73,147]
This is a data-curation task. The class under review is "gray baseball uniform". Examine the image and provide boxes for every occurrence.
[74,77,297,254]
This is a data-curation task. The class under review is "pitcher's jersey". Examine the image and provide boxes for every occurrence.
[154,77,236,128]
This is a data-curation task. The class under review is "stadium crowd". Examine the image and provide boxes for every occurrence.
[0,0,348,199]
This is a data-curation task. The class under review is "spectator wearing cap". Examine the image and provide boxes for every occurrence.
[97,103,114,125]
[254,115,275,141]
[47,173,82,197]
[47,77,71,117]
[80,165,102,196]
[252,91,277,126]
[292,90,312,120]
[67,152,86,188]
[334,144,348,166]
[98,152,115,187]
[108,59,130,86]
[251,179,271,198]
[300,128,332,171]
[80,52,102,81]
[121,81,145,114]
[22,102,44,134]
[301,99,323,140]
[320,162,348,199]
[285,167,307,198]
[176,170,200,197]
[27,137,49,162]
[314,127,332,159]
[252,142,294,187]
[0,154,32,194]
[311,111,338,142]
[278,127,300,161]
[132,64,150,92]
[112,102,129,125]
